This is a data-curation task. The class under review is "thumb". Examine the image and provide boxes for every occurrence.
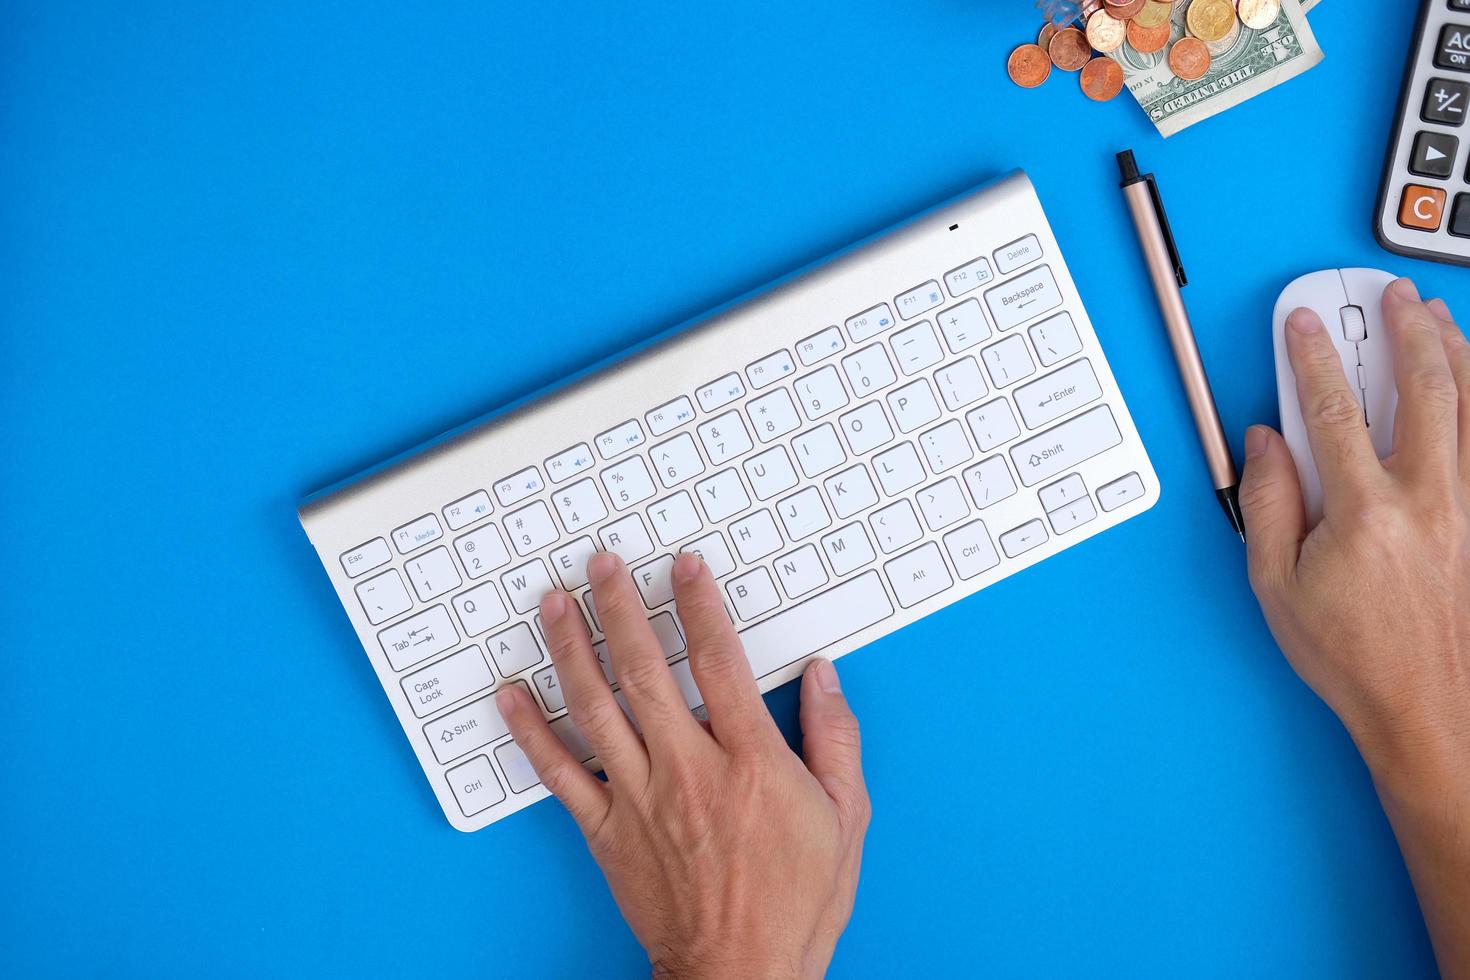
[799,659,870,831]
[1238,425,1305,599]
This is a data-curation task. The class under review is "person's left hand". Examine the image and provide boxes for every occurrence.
[496,551,870,980]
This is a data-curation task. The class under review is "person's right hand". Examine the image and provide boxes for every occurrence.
[1238,277,1470,977]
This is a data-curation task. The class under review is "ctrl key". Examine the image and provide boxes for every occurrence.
[445,755,505,818]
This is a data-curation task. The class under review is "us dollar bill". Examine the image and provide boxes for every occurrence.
[1113,0,1324,138]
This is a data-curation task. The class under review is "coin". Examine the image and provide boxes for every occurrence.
[1008,44,1053,88]
[1048,28,1093,71]
[1127,17,1172,54]
[1132,0,1174,29]
[1080,57,1126,101]
[1168,36,1212,80]
[1236,0,1282,30]
[1186,0,1237,43]
[1086,10,1127,52]
[1038,22,1060,52]
[1104,0,1148,18]
[1205,16,1241,55]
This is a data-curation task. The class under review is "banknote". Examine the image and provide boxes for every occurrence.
[1113,0,1324,137]
[1302,0,1321,11]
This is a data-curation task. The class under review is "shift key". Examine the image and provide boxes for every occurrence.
[423,684,523,764]
[1009,405,1122,486]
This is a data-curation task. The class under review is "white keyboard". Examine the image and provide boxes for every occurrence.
[299,171,1160,832]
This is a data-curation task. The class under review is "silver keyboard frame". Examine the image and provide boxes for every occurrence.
[300,170,1161,832]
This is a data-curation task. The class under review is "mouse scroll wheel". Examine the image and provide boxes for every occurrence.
[1340,305,1367,343]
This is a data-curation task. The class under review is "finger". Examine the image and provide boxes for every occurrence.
[671,552,777,749]
[587,552,705,753]
[1383,278,1458,479]
[1285,307,1383,506]
[799,659,870,832]
[539,589,648,784]
[1238,425,1305,595]
[1429,298,1470,484]
[497,684,610,831]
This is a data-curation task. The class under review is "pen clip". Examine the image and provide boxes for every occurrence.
[1145,174,1188,288]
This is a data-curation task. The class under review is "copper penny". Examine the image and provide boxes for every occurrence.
[1007,44,1053,88]
[1168,36,1212,81]
[1048,28,1093,71]
[1079,57,1126,101]
[1105,0,1148,19]
[1126,17,1172,54]
[1038,23,1060,52]
[1086,10,1127,52]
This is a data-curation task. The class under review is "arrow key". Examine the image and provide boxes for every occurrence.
[1410,131,1458,179]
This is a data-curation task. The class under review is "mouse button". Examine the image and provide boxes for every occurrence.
[1340,305,1367,343]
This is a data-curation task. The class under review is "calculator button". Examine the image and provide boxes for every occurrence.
[1399,184,1448,231]
[1450,194,1470,238]
[1434,25,1470,72]
[1410,131,1459,179]
[1423,78,1469,125]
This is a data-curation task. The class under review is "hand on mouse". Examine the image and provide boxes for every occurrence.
[496,552,870,980]
[1239,277,1470,976]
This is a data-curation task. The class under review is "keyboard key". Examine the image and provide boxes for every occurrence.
[794,365,850,420]
[730,509,784,562]
[550,535,598,590]
[551,478,608,534]
[646,395,697,435]
[944,256,995,297]
[378,604,459,670]
[667,657,706,711]
[598,513,655,565]
[934,357,988,411]
[773,544,829,599]
[406,546,462,602]
[532,665,565,712]
[453,582,511,637]
[841,344,898,398]
[341,537,391,578]
[821,522,877,575]
[870,499,923,554]
[838,401,895,455]
[994,234,1043,274]
[776,486,832,540]
[601,455,657,510]
[425,688,518,764]
[747,388,802,442]
[966,398,1021,452]
[633,555,676,609]
[1097,472,1146,512]
[999,519,1049,558]
[895,280,944,320]
[504,500,559,555]
[1010,405,1123,486]
[791,424,846,478]
[883,542,953,608]
[846,304,895,342]
[392,513,443,554]
[401,647,494,717]
[545,444,596,484]
[1048,496,1097,534]
[888,378,941,433]
[873,442,926,496]
[891,321,944,375]
[917,477,970,531]
[984,264,1062,331]
[1435,24,1470,72]
[651,432,706,487]
[682,531,736,578]
[1038,474,1088,513]
[982,334,1036,388]
[551,713,595,762]
[648,490,703,546]
[797,326,846,366]
[745,445,800,500]
[595,420,646,460]
[446,755,505,816]
[1410,131,1459,179]
[1400,184,1448,231]
[943,521,1001,580]
[501,559,555,614]
[737,571,894,678]
[696,373,746,412]
[697,411,753,465]
[455,522,511,579]
[918,419,974,473]
[747,349,797,389]
[728,567,781,621]
[694,468,751,522]
[494,741,540,794]
[935,299,991,353]
[494,467,545,507]
[1014,358,1102,429]
[1028,312,1083,367]
[1423,77,1469,125]
[824,463,879,519]
[962,456,1018,509]
[443,491,492,530]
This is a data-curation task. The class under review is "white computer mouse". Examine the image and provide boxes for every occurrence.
[1273,268,1398,525]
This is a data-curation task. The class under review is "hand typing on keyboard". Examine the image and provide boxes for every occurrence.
[495,551,871,980]
[1238,278,1470,977]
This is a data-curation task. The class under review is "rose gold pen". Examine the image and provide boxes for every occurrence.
[1116,150,1245,541]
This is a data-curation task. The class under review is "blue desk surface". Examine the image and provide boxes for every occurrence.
[2,2,1456,976]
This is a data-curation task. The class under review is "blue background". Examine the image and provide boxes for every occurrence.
[1,1,1457,976]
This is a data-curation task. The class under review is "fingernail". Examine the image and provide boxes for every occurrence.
[1392,277,1420,302]
[812,658,841,694]
[673,551,704,584]
[1245,425,1269,460]
[495,685,519,716]
[540,591,568,624]
[1288,308,1322,334]
[1427,298,1453,321]
[587,551,619,583]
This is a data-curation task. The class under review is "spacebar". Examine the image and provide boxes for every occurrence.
[738,571,895,682]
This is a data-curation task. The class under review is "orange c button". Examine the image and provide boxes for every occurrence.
[1399,184,1447,231]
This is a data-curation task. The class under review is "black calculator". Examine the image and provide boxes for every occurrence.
[1376,0,1470,267]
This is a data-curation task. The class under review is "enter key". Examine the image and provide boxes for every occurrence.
[1013,357,1102,429]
